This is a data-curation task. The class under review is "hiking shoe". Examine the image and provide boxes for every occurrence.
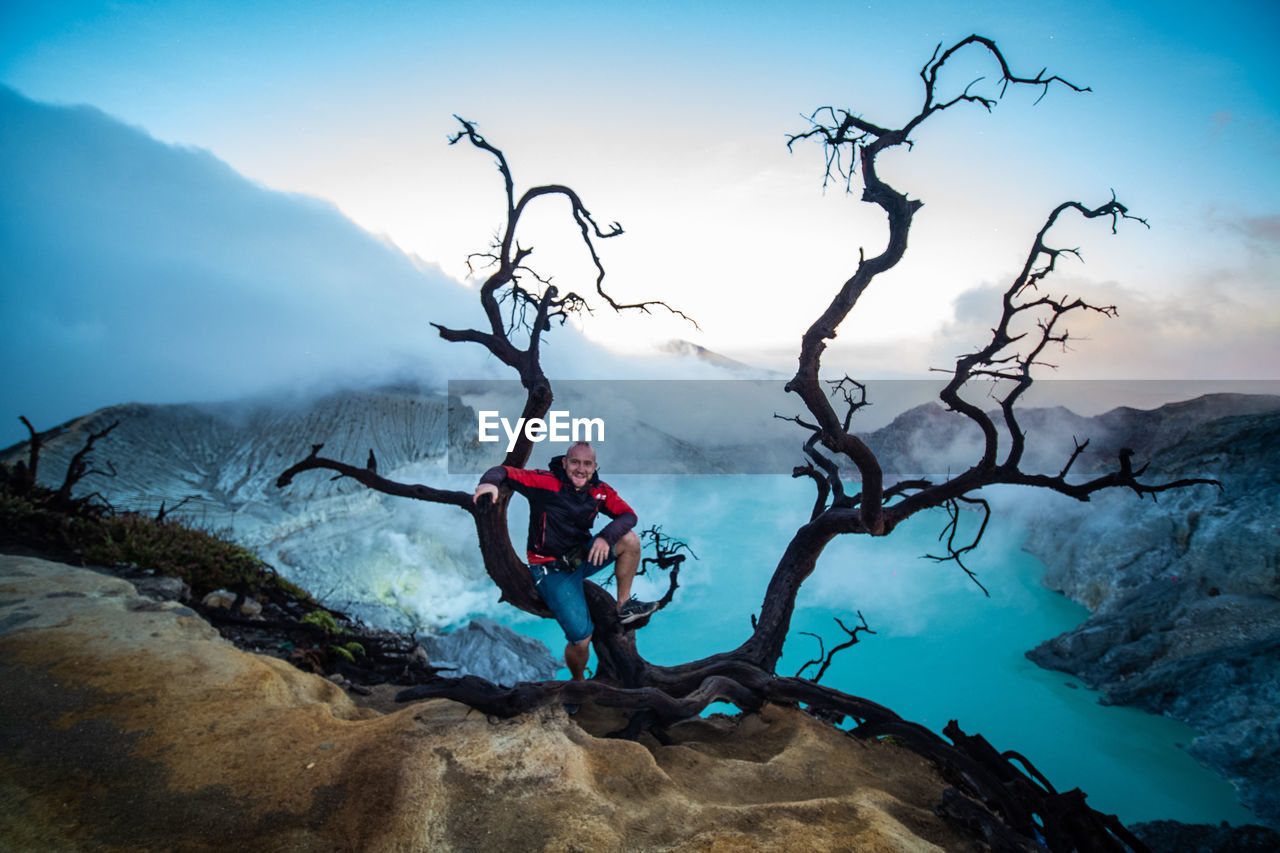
[619,597,658,625]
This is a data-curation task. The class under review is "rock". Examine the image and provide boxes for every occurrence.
[0,554,985,852]
[202,588,236,609]
[1131,820,1280,853]
[862,392,1280,482]
[417,617,562,685]
[130,573,189,602]
[1024,408,1280,828]
[198,589,263,618]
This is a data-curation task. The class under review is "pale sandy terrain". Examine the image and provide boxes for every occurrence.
[0,554,980,852]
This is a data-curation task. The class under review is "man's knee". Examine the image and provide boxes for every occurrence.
[568,634,592,650]
[616,530,640,555]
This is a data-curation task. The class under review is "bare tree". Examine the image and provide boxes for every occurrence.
[280,116,692,625]
[12,415,120,512]
[279,37,1218,851]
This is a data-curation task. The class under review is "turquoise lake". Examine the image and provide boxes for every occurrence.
[487,474,1256,828]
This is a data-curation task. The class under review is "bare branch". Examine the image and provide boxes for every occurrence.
[882,479,934,504]
[828,376,870,432]
[17,415,40,486]
[794,631,826,678]
[795,611,876,682]
[791,461,831,522]
[923,496,992,597]
[1058,437,1090,480]
[54,421,118,508]
[277,448,474,510]
[155,496,195,524]
[806,434,851,505]
[638,525,696,610]
[448,118,696,340]
[919,35,1090,113]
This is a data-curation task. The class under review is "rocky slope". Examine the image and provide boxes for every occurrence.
[1022,408,1280,828]
[854,392,1280,829]
[0,554,985,852]
[860,391,1280,481]
[2,388,495,629]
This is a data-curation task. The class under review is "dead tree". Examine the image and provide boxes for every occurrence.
[279,116,691,630]
[10,416,120,513]
[278,38,1221,851]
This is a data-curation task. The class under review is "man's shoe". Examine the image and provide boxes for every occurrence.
[619,597,658,625]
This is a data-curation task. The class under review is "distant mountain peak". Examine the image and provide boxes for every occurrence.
[659,339,785,377]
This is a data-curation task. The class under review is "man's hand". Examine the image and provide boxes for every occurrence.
[587,536,611,566]
[473,483,499,506]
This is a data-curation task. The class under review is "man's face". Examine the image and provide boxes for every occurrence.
[564,446,597,490]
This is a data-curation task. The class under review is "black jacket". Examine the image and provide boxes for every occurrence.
[480,455,637,566]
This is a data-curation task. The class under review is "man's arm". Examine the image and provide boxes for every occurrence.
[594,484,637,548]
[473,465,563,505]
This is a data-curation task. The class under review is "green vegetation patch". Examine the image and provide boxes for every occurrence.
[1,461,314,605]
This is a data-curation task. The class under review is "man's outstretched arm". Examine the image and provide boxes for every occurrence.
[592,484,637,559]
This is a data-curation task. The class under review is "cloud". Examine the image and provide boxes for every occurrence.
[1233,214,1280,248]
[928,268,1279,380]
[1,87,628,446]
[927,198,1280,382]
[0,87,753,449]
[947,282,1005,328]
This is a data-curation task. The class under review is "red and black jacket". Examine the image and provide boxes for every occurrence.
[480,455,637,566]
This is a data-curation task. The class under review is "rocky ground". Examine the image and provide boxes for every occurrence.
[1,553,988,853]
[1023,407,1280,829]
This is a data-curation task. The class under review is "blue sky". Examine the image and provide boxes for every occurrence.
[1,0,1278,441]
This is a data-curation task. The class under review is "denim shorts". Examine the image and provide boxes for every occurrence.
[531,545,617,644]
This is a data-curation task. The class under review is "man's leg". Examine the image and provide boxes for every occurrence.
[611,529,642,610]
[565,635,592,681]
[612,531,658,625]
[533,564,596,682]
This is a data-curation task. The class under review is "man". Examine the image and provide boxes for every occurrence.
[473,441,657,683]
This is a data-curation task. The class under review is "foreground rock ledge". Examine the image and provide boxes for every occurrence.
[0,555,981,852]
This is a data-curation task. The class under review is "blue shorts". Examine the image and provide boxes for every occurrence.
[531,545,617,644]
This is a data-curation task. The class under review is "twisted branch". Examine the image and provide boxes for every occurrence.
[53,421,119,508]
[923,496,992,596]
[795,611,876,682]
[276,445,473,509]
